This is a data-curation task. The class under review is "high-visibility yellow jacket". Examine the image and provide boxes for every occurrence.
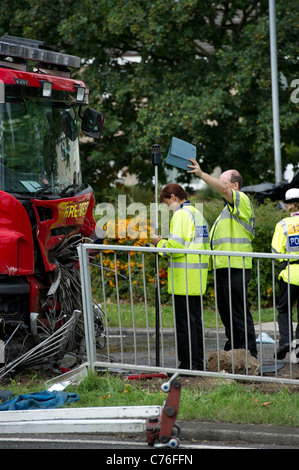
[157,202,210,295]
[271,212,299,285]
[210,190,255,269]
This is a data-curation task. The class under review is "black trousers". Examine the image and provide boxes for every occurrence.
[174,295,203,370]
[215,268,257,357]
[277,279,299,346]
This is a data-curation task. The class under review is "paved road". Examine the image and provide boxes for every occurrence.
[0,432,297,450]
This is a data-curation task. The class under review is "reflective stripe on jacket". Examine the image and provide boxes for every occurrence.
[271,214,299,285]
[210,190,255,269]
[157,202,210,295]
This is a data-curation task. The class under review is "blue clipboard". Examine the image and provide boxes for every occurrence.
[166,137,196,171]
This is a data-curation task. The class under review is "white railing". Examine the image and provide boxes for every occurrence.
[77,243,299,385]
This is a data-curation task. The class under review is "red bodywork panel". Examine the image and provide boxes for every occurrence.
[0,68,88,97]
[0,68,94,274]
[0,191,34,275]
[0,190,96,275]
[0,40,102,359]
[32,191,96,271]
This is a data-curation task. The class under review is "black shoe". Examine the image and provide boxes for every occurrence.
[179,362,203,371]
[274,343,289,360]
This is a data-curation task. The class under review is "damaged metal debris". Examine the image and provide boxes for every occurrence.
[0,235,107,379]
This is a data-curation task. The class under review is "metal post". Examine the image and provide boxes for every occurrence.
[152,144,161,366]
[269,0,282,183]
[77,244,97,373]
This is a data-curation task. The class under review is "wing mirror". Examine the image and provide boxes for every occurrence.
[80,107,104,139]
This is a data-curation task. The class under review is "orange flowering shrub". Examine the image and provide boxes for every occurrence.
[90,216,168,304]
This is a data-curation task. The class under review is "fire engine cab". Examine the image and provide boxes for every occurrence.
[0,35,104,373]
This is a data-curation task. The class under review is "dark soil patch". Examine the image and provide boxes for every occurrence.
[132,374,299,396]
[128,350,299,395]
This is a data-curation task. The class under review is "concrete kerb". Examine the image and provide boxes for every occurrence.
[108,322,282,338]
[178,420,299,447]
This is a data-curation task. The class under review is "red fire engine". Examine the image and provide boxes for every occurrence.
[0,36,105,374]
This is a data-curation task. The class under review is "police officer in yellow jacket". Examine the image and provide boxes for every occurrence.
[152,183,210,370]
[271,188,299,360]
[187,160,257,357]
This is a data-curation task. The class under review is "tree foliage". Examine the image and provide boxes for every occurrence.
[0,0,298,199]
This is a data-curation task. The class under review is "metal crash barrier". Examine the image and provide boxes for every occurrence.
[77,243,299,385]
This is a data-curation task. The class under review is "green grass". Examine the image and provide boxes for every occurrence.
[3,304,297,428]
[103,302,276,329]
[65,373,299,427]
[179,382,298,426]
[3,371,298,427]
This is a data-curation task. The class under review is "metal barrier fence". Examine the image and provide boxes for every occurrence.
[77,243,299,385]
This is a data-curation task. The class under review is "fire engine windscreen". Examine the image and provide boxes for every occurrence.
[0,98,82,195]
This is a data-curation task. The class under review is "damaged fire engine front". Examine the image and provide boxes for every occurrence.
[0,35,105,376]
